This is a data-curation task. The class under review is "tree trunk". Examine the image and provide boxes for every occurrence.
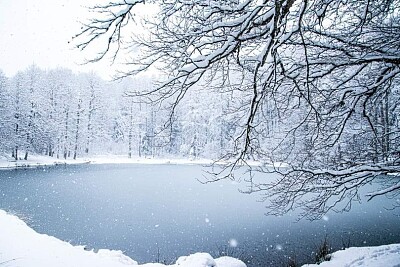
[128,103,133,158]
[85,88,95,154]
[73,99,82,160]
[63,109,69,159]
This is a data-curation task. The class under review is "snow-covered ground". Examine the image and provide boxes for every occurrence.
[0,154,216,170]
[0,210,399,267]
[303,244,400,267]
[0,210,246,267]
[0,154,273,169]
[0,154,91,169]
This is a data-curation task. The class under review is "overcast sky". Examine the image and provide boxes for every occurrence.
[0,0,117,79]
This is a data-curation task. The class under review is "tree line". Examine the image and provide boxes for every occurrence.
[0,66,243,161]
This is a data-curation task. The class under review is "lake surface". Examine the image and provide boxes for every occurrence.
[0,164,399,266]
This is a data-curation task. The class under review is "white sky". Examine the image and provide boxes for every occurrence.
[0,0,119,79]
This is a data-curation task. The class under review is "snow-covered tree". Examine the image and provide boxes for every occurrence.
[82,74,99,154]
[9,71,29,160]
[75,0,400,219]
[0,70,12,154]
[45,68,73,157]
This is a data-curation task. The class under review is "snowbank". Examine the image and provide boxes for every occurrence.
[0,210,246,267]
[302,244,400,267]
[0,154,91,169]
[0,154,264,169]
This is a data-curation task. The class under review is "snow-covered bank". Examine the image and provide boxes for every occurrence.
[303,244,400,267]
[0,154,268,170]
[0,154,215,170]
[0,154,91,169]
[0,210,399,267]
[0,210,246,267]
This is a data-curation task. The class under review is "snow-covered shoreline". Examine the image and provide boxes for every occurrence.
[0,210,246,267]
[0,210,399,267]
[0,154,272,170]
[303,244,400,267]
[0,154,217,170]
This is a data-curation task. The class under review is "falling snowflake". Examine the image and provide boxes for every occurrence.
[229,238,238,247]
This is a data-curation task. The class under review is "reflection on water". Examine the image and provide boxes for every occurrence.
[0,164,399,266]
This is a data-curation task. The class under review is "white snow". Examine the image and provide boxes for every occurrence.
[228,239,238,248]
[0,154,263,169]
[0,210,246,267]
[0,154,91,169]
[302,244,400,267]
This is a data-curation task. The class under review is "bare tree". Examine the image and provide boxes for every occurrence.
[74,0,400,219]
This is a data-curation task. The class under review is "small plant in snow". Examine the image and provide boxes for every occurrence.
[315,236,332,264]
[286,256,298,267]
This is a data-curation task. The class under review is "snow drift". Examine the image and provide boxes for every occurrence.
[0,210,246,267]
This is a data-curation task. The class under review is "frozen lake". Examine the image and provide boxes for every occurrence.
[0,164,399,266]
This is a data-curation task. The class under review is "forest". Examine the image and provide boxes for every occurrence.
[1,60,399,190]
[0,66,246,161]
[2,63,398,166]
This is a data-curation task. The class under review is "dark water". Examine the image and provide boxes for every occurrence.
[0,164,399,266]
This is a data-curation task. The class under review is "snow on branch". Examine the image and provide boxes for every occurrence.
[73,0,400,219]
